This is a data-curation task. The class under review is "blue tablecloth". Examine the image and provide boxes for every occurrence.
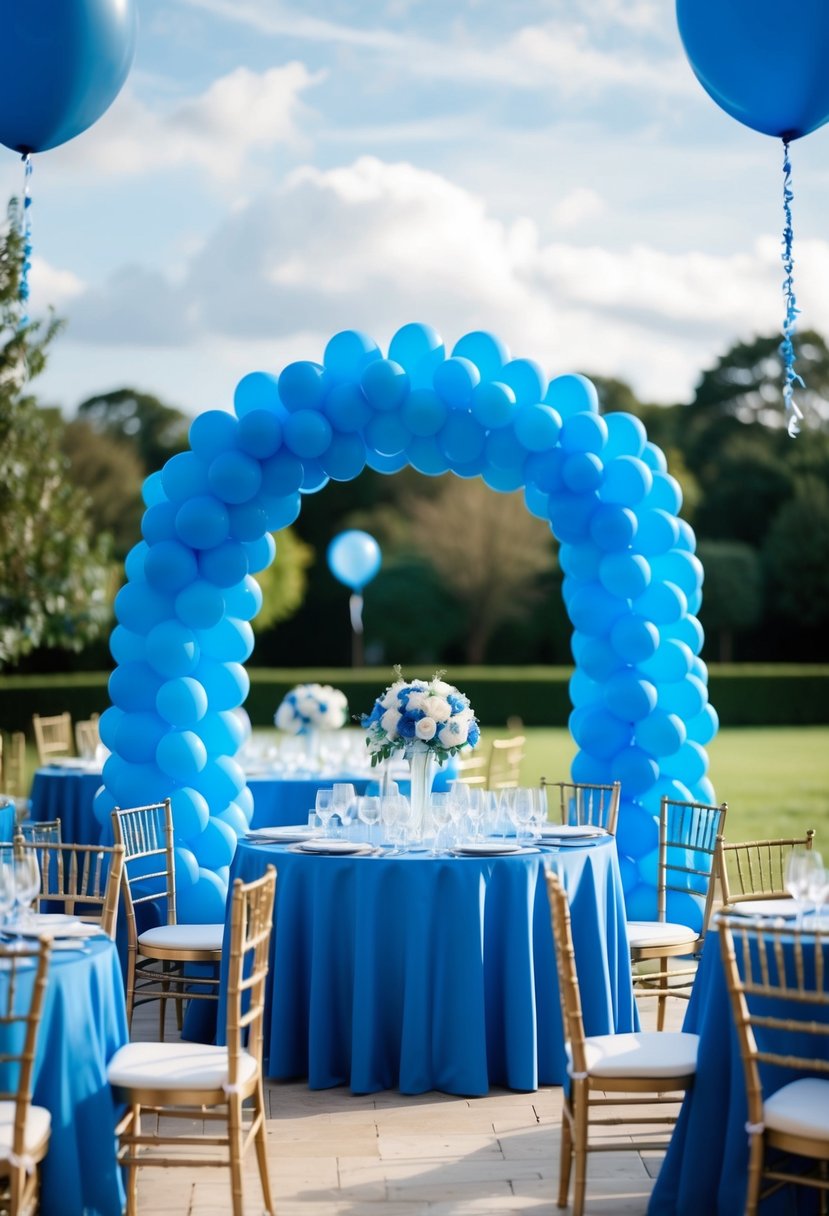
[649,926,829,1216]
[247,766,453,829]
[0,799,15,842]
[30,766,105,845]
[224,836,635,1096]
[0,937,128,1216]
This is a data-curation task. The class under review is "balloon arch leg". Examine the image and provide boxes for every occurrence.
[97,324,718,924]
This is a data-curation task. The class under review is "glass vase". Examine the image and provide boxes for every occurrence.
[406,742,436,842]
[302,726,321,771]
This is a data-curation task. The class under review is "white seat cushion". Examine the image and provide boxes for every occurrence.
[571,1031,699,1079]
[138,923,224,952]
[764,1078,829,1140]
[108,1041,258,1092]
[627,920,699,949]
[0,1100,51,1161]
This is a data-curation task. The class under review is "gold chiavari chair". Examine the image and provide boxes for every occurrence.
[1,734,27,802]
[628,796,728,1029]
[112,800,224,1038]
[31,714,73,766]
[0,938,52,1216]
[546,872,698,1216]
[74,716,100,760]
[717,830,817,907]
[108,868,277,1216]
[19,841,125,940]
[455,750,488,787]
[542,779,621,835]
[487,735,525,789]
[16,821,61,848]
[719,916,829,1216]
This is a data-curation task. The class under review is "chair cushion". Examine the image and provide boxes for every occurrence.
[0,1100,51,1161]
[572,1031,699,1079]
[108,1042,258,1092]
[138,923,224,952]
[764,1078,829,1140]
[627,920,699,949]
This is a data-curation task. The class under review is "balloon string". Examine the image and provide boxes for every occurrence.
[18,152,32,330]
[780,139,804,438]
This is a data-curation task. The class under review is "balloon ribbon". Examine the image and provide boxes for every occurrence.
[18,153,32,329]
[780,140,804,438]
[349,593,365,635]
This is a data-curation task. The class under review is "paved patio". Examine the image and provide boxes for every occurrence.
[133,1000,681,1216]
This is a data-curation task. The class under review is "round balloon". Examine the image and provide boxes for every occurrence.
[326,529,381,591]
[0,0,138,153]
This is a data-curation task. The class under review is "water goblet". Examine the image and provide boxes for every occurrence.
[315,789,336,837]
[9,851,40,939]
[784,848,819,927]
[357,795,381,846]
[430,793,452,855]
[383,795,412,855]
[332,783,356,839]
[509,788,534,845]
[805,859,829,927]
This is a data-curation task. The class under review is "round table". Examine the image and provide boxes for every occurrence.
[224,835,636,1096]
[0,936,128,1216]
[29,765,105,845]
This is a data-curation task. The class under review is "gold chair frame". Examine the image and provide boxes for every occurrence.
[487,735,525,789]
[0,938,52,1216]
[0,734,26,802]
[719,916,829,1215]
[20,841,125,940]
[111,868,277,1216]
[31,714,73,766]
[546,872,697,1216]
[112,799,223,1037]
[16,821,61,848]
[717,829,817,906]
[630,796,728,1029]
[542,779,621,835]
[74,716,100,759]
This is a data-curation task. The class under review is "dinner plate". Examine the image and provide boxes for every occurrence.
[245,826,318,844]
[297,839,372,856]
[726,898,799,919]
[15,917,101,939]
[539,824,607,839]
[454,842,524,857]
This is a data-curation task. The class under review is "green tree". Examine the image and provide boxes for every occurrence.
[77,387,190,475]
[252,528,314,633]
[764,477,829,629]
[60,418,144,558]
[0,200,111,667]
[696,540,763,662]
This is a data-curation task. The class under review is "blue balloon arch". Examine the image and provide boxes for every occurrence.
[96,323,718,923]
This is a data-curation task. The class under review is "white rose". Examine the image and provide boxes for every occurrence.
[382,680,406,709]
[431,680,454,696]
[453,707,475,727]
[439,718,468,748]
[406,691,428,712]
[424,695,451,722]
[275,703,296,731]
[415,716,437,741]
[410,679,428,690]
[381,707,401,738]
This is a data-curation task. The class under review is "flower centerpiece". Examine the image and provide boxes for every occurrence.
[361,669,481,838]
[275,683,349,767]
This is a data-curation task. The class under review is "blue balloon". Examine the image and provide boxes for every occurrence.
[145,620,200,678]
[561,412,608,455]
[175,496,230,551]
[123,542,148,586]
[199,540,249,588]
[156,677,209,728]
[237,410,283,460]
[361,359,409,412]
[114,582,173,635]
[283,410,332,460]
[676,0,829,139]
[208,451,262,505]
[451,330,510,380]
[609,613,660,663]
[407,436,450,477]
[170,788,211,840]
[278,362,326,413]
[108,662,161,713]
[599,456,653,506]
[438,413,485,464]
[141,502,178,545]
[227,502,269,543]
[562,452,603,494]
[233,372,282,418]
[189,411,240,461]
[162,452,210,503]
[603,412,648,460]
[324,330,381,380]
[546,374,599,419]
[433,357,480,407]
[388,323,444,376]
[599,552,651,601]
[156,730,208,781]
[500,359,548,405]
[590,504,637,552]
[323,383,372,434]
[513,403,562,453]
[175,580,225,631]
[0,0,137,153]
[471,381,515,430]
[196,659,250,711]
[243,533,276,575]
[401,390,448,438]
[327,530,381,591]
[144,541,199,594]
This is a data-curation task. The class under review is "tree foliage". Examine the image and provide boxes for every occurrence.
[695,540,763,662]
[252,528,314,633]
[0,201,111,668]
[77,387,190,475]
[764,476,829,630]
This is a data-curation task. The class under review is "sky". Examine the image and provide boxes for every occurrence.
[4,0,829,418]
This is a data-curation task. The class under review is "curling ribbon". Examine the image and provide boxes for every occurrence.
[780,140,804,438]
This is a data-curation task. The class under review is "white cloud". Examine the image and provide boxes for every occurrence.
[51,156,829,407]
[29,257,85,308]
[550,187,607,231]
[50,63,323,182]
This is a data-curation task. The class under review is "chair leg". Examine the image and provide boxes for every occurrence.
[253,1081,275,1216]
[745,1132,764,1216]
[125,1104,141,1216]
[557,1100,573,1209]
[125,950,136,1029]
[227,1094,245,1216]
[656,956,668,1031]
[572,1083,589,1216]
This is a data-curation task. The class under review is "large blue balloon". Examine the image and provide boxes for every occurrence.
[326,529,381,592]
[676,0,829,139]
[0,0,137,153]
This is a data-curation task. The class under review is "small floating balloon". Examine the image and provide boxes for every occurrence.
[326,530,382,592]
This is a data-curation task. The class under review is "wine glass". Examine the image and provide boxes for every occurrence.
[315,789,336,837]
[465,788,485,842]
[332,783,356,839]
[357,795,381,846]
[784,848,820,926]
[10,851,40,936]
[430,793,452,855]
[804,859,829,927]
[509,788,534,844]
[0,847,15,931]
[383,795,412,855]
[530,786,549,841]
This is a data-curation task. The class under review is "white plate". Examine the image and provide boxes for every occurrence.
[297,839,371,855]
[246,826,318,843]
[454,842,524,857]
[15,917,100,939]
[727,898,800,919]
[540,824,607,839]
[24,913,82,930]
[47,758,100,772]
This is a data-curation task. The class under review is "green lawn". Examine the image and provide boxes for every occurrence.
[518,726,829,844]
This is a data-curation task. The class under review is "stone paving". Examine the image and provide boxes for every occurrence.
[133,999,682,1216]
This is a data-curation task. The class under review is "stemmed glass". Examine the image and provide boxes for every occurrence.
[382,795,412,855]
[805,859,829,927]
[465,788,485,842]
[357,795,381,847]
[784,848,822,927]
[315,789,336,837]
[332,784,356,839]
[430,793,452,856]
[509,788,534,845]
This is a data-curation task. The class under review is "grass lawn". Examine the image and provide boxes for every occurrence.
[517,725,829,844]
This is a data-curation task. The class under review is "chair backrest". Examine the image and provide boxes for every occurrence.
[717,830,817,905]
[545,870,589,1080]
[21,841,125,939]
[657,797,728,930]
[74,716,100,760]
[32,712,73,765]
[543,779,621,835]
[487,735,525,790]
[455,751,488,787]
[17,819,62,847]
[2,732,26,799]
[225,867,277,1086]
[718,916,829,1131]
[111,801,176,946]
[0,938,51,1164]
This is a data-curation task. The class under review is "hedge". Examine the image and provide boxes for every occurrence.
[1,665,827,737]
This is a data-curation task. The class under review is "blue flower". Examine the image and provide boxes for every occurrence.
[467,722,480,746]
[447,694,465,714]
[397,716,417,739]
